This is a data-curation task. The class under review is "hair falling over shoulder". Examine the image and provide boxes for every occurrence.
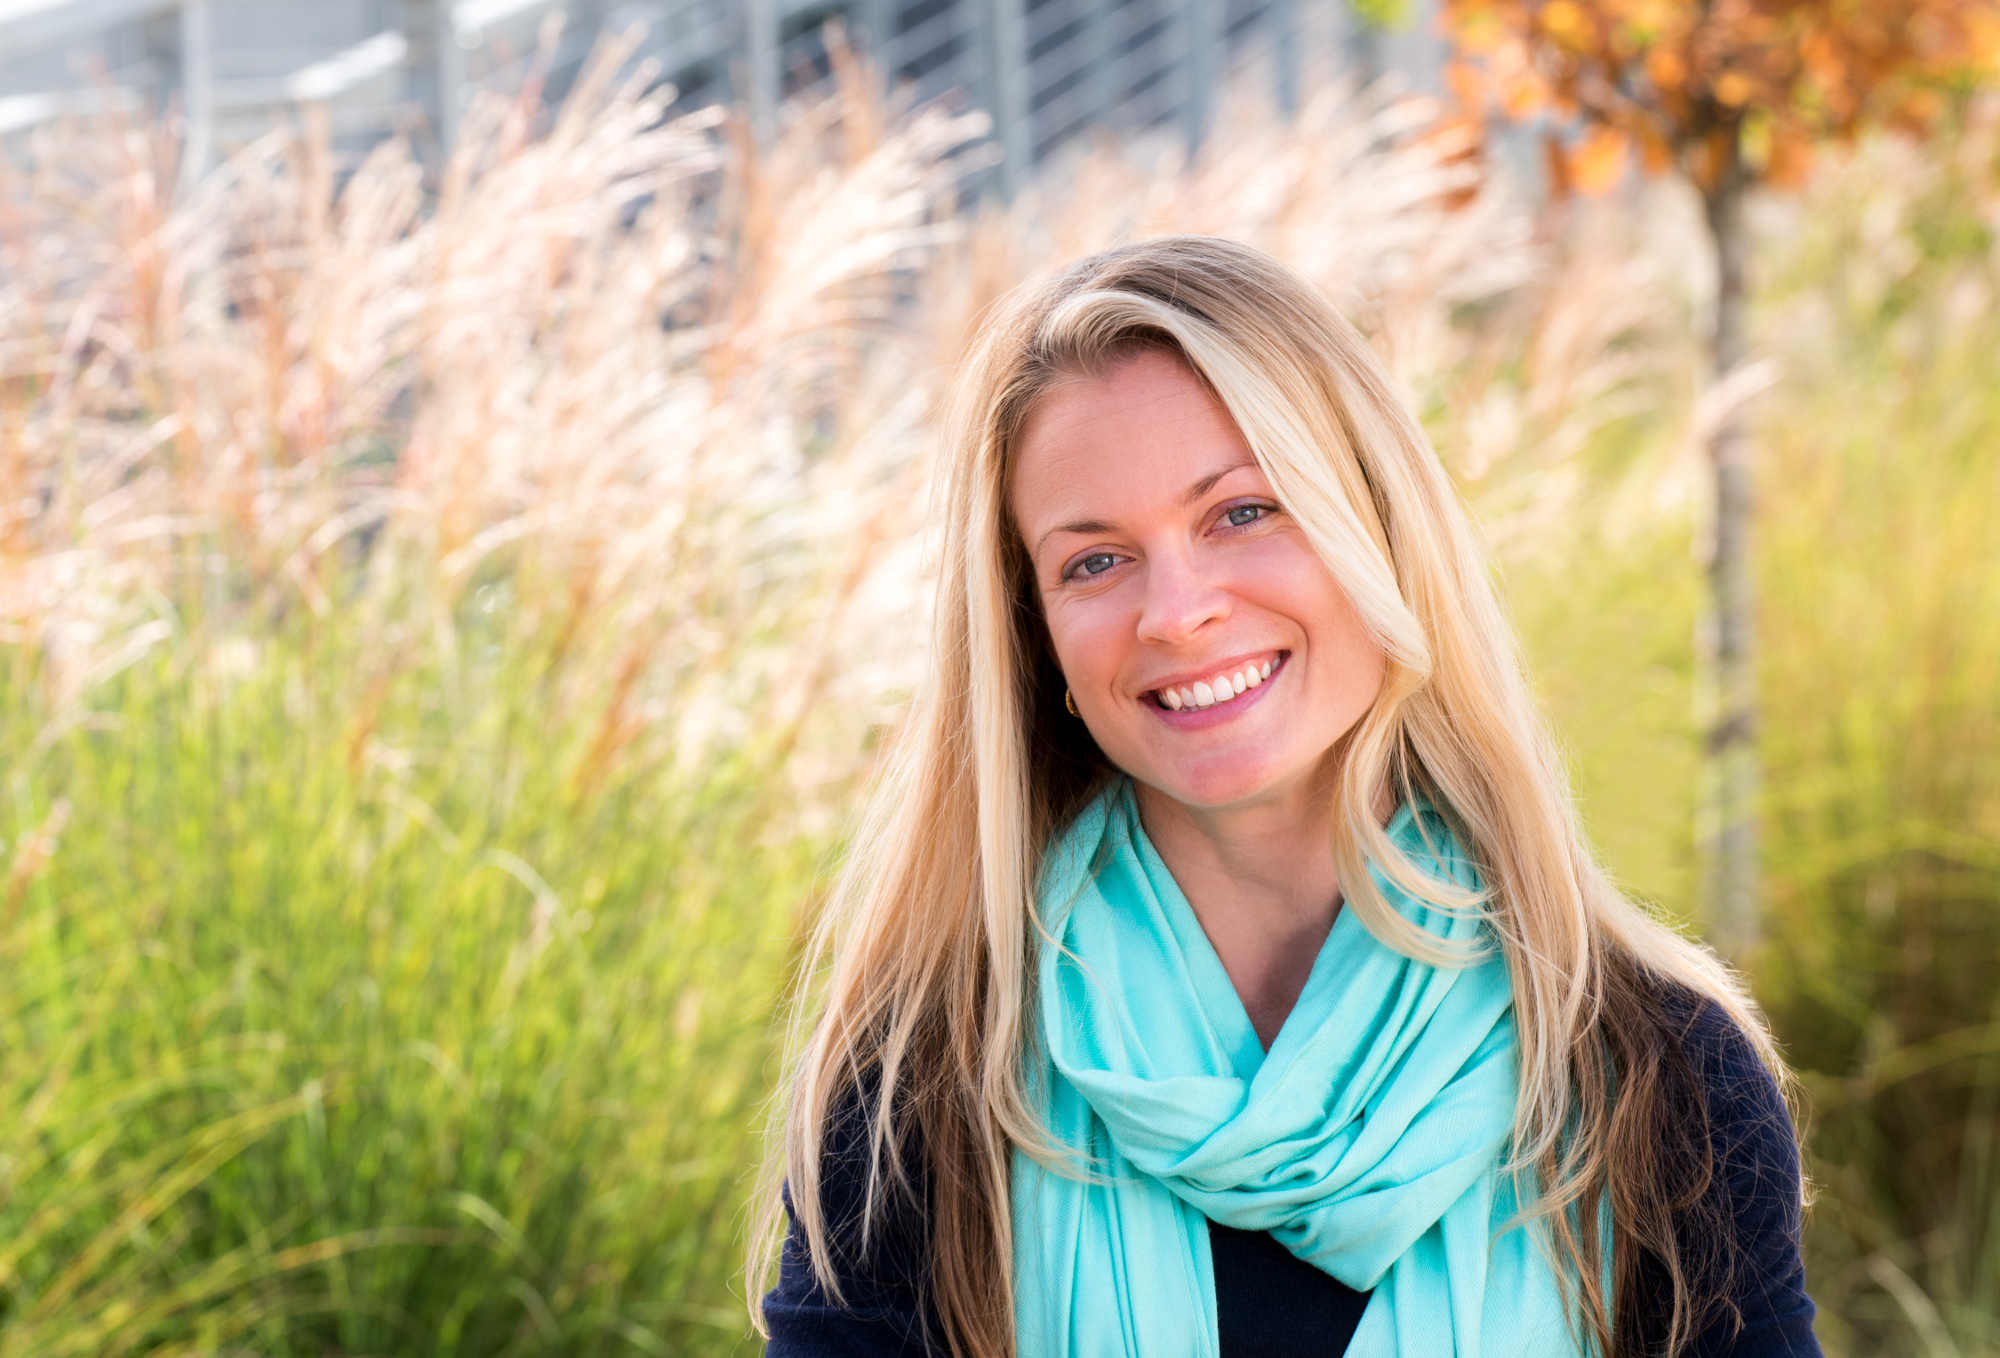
[744,236,1807,1358]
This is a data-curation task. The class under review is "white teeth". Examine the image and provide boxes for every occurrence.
[1155,657,1284,711]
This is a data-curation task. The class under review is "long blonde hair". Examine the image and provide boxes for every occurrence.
[746,235,1802,1357]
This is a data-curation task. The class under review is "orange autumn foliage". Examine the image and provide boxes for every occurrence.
[1443,0,2000,195]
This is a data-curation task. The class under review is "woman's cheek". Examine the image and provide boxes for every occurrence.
[1049,601,1125,690]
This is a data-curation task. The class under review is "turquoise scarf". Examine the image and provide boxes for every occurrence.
[1011,776,1590,1357]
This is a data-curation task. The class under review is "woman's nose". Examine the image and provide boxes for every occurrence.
[1135,553,1231,646]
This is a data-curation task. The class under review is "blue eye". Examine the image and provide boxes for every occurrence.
[1066,552,1117,581]
[1223,503,1273,528]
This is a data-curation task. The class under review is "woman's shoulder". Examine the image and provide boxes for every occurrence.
[1652,985,1801,1180]
[762,1067,940,1355]
[1642,982,1821,1355]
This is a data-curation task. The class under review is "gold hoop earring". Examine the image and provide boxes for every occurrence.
[1064,688,1078,716]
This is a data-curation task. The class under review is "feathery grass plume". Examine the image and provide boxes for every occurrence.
[0,28,991,814]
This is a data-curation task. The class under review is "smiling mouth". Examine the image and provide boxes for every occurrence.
[1148,651,1288,710]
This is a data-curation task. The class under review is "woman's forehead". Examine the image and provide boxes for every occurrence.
[1010,351,1260,525]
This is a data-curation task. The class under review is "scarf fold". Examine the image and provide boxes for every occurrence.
[1010,777,1590,1357]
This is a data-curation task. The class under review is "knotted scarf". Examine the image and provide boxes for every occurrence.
[1010,776,1592,1357]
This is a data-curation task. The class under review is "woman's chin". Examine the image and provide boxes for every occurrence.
[1130,756,1304,818]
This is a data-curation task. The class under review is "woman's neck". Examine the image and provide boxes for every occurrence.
[1133,771,1396,1049]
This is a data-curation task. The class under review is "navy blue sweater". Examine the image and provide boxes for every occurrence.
[763,993,1820,1357]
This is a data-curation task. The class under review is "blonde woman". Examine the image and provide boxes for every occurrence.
[747,237,1819,1357]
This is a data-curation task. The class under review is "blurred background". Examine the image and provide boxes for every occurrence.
[0,1,1994,1354]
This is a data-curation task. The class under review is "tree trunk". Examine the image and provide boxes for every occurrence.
[1699,140,1760,955]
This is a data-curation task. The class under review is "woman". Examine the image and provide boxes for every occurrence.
[747,236,1819,1357]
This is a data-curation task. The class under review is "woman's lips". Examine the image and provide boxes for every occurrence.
[1147,651,1289,728]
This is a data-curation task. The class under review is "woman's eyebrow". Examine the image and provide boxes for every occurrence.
[1177,460,1258,505]
[1031,460,1259,557]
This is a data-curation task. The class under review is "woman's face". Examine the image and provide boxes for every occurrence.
[1009,347,1387,815]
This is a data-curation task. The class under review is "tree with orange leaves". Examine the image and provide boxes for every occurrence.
[1442,0,2000,953]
